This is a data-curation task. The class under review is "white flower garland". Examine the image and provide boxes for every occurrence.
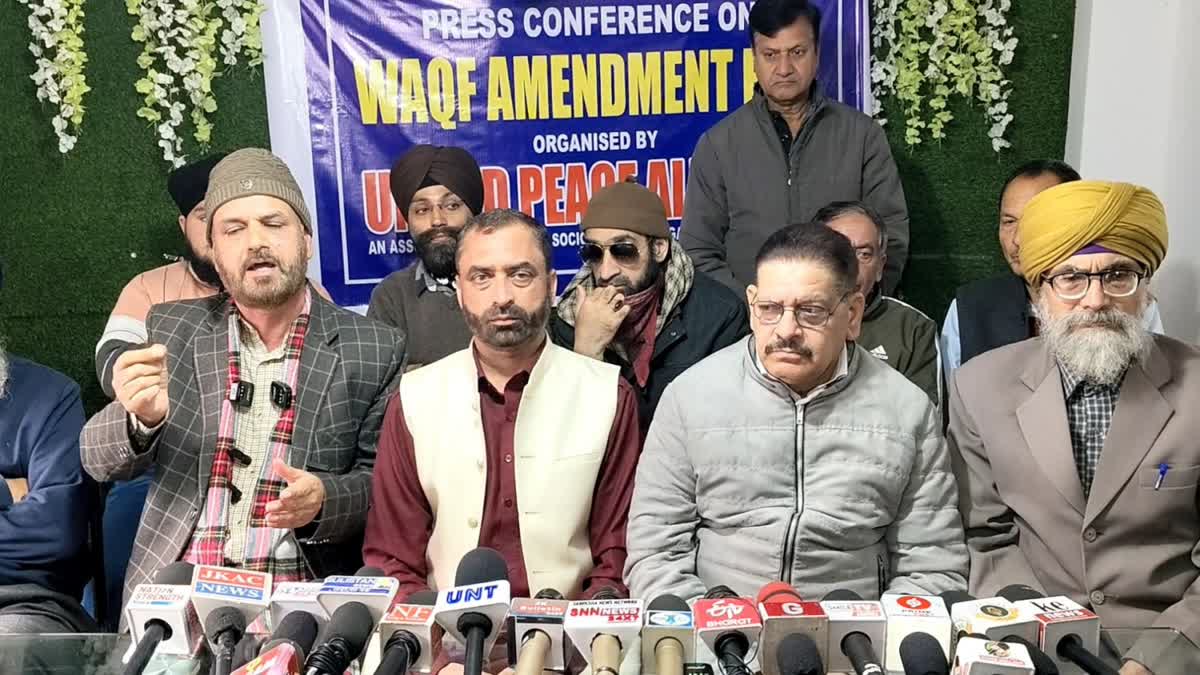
[872,0,1017,152]
[128,0,265,167]
[18,0,91,154]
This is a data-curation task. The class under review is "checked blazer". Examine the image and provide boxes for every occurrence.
[81,293,405,613]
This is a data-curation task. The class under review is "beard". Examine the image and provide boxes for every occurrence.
[1036,299,1152,386]
[217,239,309,310]
[182,244,224,289]
[0,338,9,399]
[413,227,461,280]
[464,297,551,349]
[596,252,661,295]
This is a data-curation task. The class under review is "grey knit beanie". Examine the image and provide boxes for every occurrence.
[204,148,312,241]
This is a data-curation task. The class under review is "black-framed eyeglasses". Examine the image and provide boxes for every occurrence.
[751,292,849,328]
[1040,268,1145,301]
[579,241,643,266]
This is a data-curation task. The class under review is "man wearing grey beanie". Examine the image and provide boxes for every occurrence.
[80,148,407,614]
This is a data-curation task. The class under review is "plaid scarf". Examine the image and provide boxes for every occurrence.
[182,290,312,583]
[558,241,696,357]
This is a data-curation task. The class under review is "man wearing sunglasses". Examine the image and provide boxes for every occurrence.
[551,180,749,430]
[949,181,1200,673]
[368,144,481,369]
[627,222,966,604]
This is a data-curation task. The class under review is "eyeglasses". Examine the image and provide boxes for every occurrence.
[1040,268,1145,300]
[751,293,848,328]
[579,241,643,266]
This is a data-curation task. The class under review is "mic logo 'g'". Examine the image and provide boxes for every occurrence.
[707,600,743,620]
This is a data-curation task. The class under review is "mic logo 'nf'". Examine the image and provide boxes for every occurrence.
[896,596,931,611]
[446,585,499,604]
[386,605,434,623]
[707,600,744,620]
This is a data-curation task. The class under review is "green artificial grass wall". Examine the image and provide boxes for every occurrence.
[0,1,1073,414]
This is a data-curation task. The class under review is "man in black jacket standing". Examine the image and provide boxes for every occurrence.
[551,180,749,430]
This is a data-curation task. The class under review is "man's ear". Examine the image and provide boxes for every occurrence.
[653,238,670,264]
[179,215,187,235]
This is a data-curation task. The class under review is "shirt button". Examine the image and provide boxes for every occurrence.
[1090,590,1106,605]
[504,498,513,507]
[467,517,479,528]
[476,458,484,469]
[504,454,512,463]
[1083,527,1098,543]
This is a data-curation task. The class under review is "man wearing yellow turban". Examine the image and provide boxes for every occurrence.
[949,180,1200,670]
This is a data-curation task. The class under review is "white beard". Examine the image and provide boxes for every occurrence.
[1035,299,1152,386]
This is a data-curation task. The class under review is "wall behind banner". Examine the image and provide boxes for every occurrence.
[0,0,1074,414]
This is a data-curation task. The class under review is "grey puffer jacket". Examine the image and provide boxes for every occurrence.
[625,336,967,602]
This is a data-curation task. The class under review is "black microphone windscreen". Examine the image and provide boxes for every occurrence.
[454,547,509,586]
[327,602,375,657]
[1002,635,1061,675]
[821,589,863,602]
[648,594,690,612]
[899,632,949,675]
[231,633,263,670]
[355,565,385,577]
[777,633,824,675]
[408,590,438,605]
[270,611,319,655]
[155,561,195,585]
[205,606,247,639]
[996,584,1043,603]
[939,590,975,610]
[702,585,738,600]
[592,586,623,600]
[534,588,565,600]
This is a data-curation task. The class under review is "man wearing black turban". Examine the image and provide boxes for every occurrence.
[368,144,484,368]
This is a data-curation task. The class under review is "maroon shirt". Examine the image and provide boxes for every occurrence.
[363,350,643,601]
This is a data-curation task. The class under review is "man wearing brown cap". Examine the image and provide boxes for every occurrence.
[949,181,1200,671]
[551,180,749,429]
[368,144,483,368]
[81,148,406,614]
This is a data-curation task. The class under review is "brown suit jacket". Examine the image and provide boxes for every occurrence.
[80,294,405,615]
[949,335,1200,646]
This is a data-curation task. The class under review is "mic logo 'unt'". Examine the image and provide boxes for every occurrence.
[446,584,500,604]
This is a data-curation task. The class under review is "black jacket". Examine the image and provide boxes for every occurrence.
[550,272,749,431]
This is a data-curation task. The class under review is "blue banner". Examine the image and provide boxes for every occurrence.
[300,0,870,306]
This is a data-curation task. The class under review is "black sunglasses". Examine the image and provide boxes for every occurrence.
[579,241,643,266]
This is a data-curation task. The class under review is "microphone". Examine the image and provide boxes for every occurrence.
[693,589,762,675]
[899,631,949,675]
[819,589,885,675]
[880,593,951,674]
[756,581,828,675]
[206,606,249,675]
[189,565,272,640]
[304,601,376,675]
[232,634,267,671]
[371,590,438,675]
[231,611,320,675]
[563,596,644,675]
[508,588,570,675]
[1001,591,1115,675]
[941,591,1040,651]
[270,582,329,634]
[317,565,399,627]
[640,594,695,675]
[433,548,512,675]
[952,634,1036,674]
[123,561,198,675]
[776,633,823,675]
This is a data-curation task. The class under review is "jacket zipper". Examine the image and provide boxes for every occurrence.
[780,401,805,583]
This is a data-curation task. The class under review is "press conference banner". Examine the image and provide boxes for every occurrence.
[262,0,871,307]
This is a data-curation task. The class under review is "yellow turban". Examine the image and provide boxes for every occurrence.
[1018,180,1168,286]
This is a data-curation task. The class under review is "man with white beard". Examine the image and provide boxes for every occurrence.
[948,180,1197,674]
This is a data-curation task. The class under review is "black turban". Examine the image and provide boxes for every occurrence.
[167,152,228,216]
[389,145,484,217]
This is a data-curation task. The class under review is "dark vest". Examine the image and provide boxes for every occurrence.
[956,274,1033,365]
